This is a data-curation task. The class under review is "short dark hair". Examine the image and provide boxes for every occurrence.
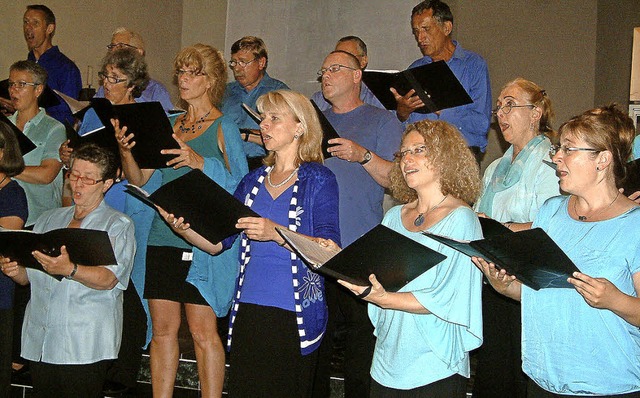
[26,5,56,37]
[71,143,119,181]
[100,47,149,98]
[337,36,368,57]
[231,36,268,67]
[0,122,26,177]
[10,60,48,86]
[411,0,453,25]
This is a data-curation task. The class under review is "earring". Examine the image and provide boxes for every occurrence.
[293,134,299,139]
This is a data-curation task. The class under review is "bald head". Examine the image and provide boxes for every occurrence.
[335,37,368,69]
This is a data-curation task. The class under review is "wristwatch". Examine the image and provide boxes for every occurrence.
[359,150,372,165]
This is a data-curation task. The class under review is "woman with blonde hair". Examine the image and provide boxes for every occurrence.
[116,44,248,397]
[160,89,340,397]
[340,119,483,397]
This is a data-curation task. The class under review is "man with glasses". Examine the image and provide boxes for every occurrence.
[221,36,288,168]
[394,0,491,162]
[15,5,81,125]
[94,27,173,112]
[313,50,402,398]
[311,36,384,111]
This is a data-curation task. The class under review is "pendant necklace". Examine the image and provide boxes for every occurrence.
[573,192,619,221]
[178,108,213,134]
[267,167,299,188]
[414,195,448,227]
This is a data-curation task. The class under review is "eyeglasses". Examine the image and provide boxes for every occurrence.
[66,171,105,185]
[174,69,207,78]
[492,103,535,115]
[7,80,40,89]
[106,42,138,51]
[394,145,428,159]
[317,64,357,77]
[548,144,601,158]
[98,72,128,85]
[228,58,257,69]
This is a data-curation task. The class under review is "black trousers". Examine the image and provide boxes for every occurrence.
[0,308,12,398]
[11,284,28,364]
[313,280,375,398]
[370,374,467,398]
[29,360,110,398]
[104,280,147,388]
[229,303,318,398]
[527,378,640,398]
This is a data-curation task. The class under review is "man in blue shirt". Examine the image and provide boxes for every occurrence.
[221,36,288,167]
[95,27,174,112]
[22,5,81,125]
[313,50,403,398]
[311,36,384,111]
[394,0,491,160]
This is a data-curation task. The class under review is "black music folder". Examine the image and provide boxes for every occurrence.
[277,224,447,292]
[478,217,513,238]
[0,228,117,281]
[310,100,341,159]
[0,113,36,156]
[0,79,60,109]
[126,169,259,243]
[61,98,180,169]
[362,61,472,114]
[422,228,580,290]
[622,158,640,195]
[242,103,261,124]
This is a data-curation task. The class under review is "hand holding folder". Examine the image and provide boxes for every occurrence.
[277,224,447,292]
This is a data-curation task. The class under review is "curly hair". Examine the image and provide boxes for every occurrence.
[100,47,149,98]
[256,90,323,167]
[558,104,635,189]
[173,44,227,109]
[389,120,481,204]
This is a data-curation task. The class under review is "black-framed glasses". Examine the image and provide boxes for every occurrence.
[228,58,256,68]
[66,171,105,185]
[7,80,40,89]
[317,64,357,77]
[492,103,535,115]
[548,144,600,158]
[98,72,128,85]
[174,69,207,78]
[394,145,428,160]
[106,42,138,51]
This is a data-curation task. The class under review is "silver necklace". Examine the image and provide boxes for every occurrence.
[573,192,619,221]
[267,167,299,188]
[414,195,448,227]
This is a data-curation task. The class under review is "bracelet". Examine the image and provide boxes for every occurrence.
[65,263,78,280]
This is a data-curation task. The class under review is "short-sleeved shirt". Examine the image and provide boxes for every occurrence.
[10,108,66,226]
[0,180,28,309]
[523,196,640,395]
[323,104,402,246]
[370,205,483,389]
[22,201,135,365]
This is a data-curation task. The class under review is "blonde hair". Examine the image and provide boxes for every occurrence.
[502,77,555,140]
[256,90,324,167]
[173,44,227,108]
[389,120,481,204]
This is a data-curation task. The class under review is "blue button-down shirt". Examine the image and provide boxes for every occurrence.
[221,72,289,157]
[406,41,492,151]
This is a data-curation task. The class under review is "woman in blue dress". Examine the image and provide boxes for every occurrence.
[476,105,640,397]
[340,120,483,398]
[161,90,340,397]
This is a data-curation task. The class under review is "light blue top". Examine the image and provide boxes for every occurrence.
[406,41,492,151]
[10,108,66,226]
[474,136,559,223]
[310,81,385,111]
[95,78,174,112]
[22,200,135,364]
[324,104,402,246]
[369,205,483,389]
[221,72,289,157]
[633,134,640,160]
[524,196,640,395]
